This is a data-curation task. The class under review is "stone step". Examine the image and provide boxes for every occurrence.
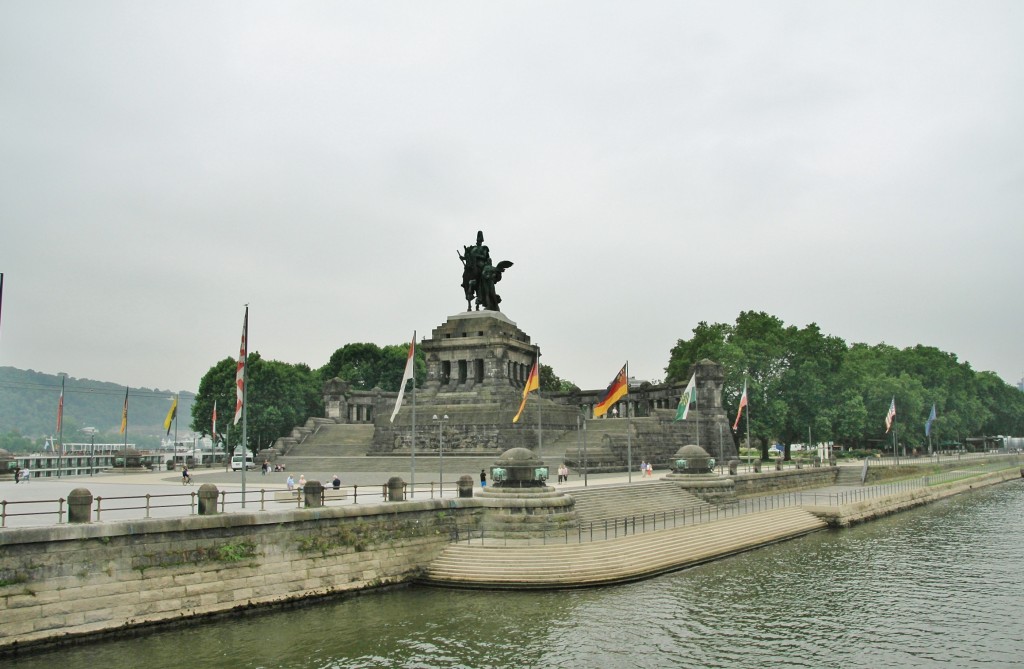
[568,480,714,525]
[422,508,826,587]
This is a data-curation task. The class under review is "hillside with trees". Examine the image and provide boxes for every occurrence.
[0,366,194,453]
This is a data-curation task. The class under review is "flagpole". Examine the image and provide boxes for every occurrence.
[745,377,752,465]
[58,375,65,478]
[536,347,543,466]
[411,356,417,498]
[626,361,632,483]
[240,305,249,508]
[695,370,700,450]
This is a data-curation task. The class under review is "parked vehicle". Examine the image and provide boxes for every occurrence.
[230,452,255,471]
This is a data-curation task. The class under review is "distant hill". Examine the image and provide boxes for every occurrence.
[0,366,195,441]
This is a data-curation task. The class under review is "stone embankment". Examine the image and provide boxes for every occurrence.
[2,459,1020,656]
[422,507,826,588]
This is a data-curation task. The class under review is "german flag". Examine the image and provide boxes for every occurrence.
[512,358,540,423]
[593,364,628,418]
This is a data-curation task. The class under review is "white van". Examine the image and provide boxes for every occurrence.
[231,452,255,471]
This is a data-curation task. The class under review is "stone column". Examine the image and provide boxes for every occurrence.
[68,488,93,523]
[303,480,324,508]
[198,483,219,515]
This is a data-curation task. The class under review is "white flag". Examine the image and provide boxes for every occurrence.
[390,331,416,423]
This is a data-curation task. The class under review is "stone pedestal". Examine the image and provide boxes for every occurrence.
[198,484,219,515]
[68,488,93,523]
[304,480,324,508]
[387,476,405,502]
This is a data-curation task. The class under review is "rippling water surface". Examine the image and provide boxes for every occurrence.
[15,481,1024,668]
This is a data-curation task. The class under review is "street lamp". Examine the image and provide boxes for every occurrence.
[432,414,449,496]
[82,427,97,476]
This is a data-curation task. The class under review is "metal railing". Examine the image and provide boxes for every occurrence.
[0,480,461,528]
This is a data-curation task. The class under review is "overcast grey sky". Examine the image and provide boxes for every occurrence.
[1,1,1022,396]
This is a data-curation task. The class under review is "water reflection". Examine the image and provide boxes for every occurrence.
[12,481,1024,669]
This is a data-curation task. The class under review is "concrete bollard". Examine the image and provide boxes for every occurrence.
[458,474,474,498]
[304,480,324,508]
[198,483,219,515]
[753,460,762,473]
[387,476,405,502]
[68,488,93,524]
[775,460,783,471]
[728,459,739,475]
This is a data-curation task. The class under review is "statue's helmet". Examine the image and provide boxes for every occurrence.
[476,230,484,244]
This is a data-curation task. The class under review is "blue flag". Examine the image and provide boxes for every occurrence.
[925,403,937,437]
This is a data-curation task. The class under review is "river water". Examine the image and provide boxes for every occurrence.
[14,480,1024,668]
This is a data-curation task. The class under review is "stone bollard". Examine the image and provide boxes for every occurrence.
[387,476,405,502]
[753,460,762,473]
[829,454,837,467]
[458,474,474,498]
[728,459,739,475]
[304,480,324,508]
[813,457,822,468]
[68,488,93,524]
[198,483,219,515]
[775,459,783,471]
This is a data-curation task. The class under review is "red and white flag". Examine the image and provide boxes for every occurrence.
[390,331,416,423]
[234,307,248,425]
[733,380,748,431]
[884,397,896,433]
[212,400,218,441]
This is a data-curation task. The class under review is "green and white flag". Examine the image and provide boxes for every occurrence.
[674,373,697,421]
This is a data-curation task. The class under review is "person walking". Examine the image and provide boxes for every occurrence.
[480,469,487,488]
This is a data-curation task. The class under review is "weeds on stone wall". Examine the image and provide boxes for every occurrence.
[297,516,440,556]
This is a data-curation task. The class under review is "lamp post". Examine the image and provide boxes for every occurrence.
[432,414,448,496]
[82,427,97,476]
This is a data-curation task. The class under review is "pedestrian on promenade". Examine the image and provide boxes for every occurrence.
[480,469,487,488]
[640,461,647,478]
[298,474,306,488]
[13,466,20,484]
[286,475,295,491]
[332,474,341,490]
[647,462,653,477]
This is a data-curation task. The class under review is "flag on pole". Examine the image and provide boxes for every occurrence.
[512,357,540,423]
[234,307,248,425]
[119,387,129,434]
[164,395,178,436]
[884,397,896,433]
[675,373,697,421]
[925,403,937,437]
[390,331,417,423]
[732,380,748,431]
[56,377,65,434]
[212,400,218,442]
[593,364,628,418]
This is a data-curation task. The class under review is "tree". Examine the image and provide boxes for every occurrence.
[319,342,425,392]
[540,364,579,393]
[191,353,323,455]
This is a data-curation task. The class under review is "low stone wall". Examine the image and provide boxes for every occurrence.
[0,499,478,654]
[732,466,838,496]
[807,468,1023,527]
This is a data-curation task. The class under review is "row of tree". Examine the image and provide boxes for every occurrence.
[666,311,1024,459]
[187,314,1024,458]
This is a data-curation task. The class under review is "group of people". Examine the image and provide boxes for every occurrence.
[639,461,654,477]
[556,463,570,483]
[13,466,30,483]
[284,473,342,491]
[261,460,287,475]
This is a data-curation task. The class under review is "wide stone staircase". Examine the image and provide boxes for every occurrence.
[568,479,715,525]
[422,506,828,588]
[835,463,865,486]
[277,423,375,471]
[550,419,633,471]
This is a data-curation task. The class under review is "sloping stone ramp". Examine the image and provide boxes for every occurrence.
[421,507,827,589]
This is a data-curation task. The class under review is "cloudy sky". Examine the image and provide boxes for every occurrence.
[1,1,1022,396]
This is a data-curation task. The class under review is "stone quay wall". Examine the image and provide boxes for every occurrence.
[732,466,839,496]
[0,499,481,654]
